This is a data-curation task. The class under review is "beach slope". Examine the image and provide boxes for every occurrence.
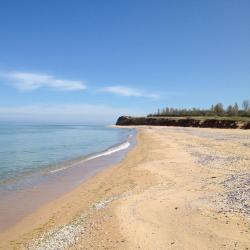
[1,126,250,249]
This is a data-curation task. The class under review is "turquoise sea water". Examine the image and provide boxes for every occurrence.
[0,124,132,185]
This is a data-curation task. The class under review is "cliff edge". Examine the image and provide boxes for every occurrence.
[116,116,250,129]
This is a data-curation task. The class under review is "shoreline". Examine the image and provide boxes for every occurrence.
[0,128,136,232]
[1,126,250,249]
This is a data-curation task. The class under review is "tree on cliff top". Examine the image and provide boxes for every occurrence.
[149,100,250,117]
[213,103,224,116]
[242,100,250,111]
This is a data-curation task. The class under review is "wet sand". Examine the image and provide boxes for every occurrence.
[0,138,134,231]
[0,126,250,249]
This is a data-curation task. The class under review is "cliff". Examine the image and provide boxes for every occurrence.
[116,116,250,129]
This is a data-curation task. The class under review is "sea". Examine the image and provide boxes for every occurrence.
[0,124,135,230]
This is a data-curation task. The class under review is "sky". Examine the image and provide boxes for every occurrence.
[0,0,249,124]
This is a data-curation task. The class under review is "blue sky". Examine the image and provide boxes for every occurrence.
[0,0,249,124]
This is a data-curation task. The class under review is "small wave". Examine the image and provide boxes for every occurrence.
[50,141,131,174]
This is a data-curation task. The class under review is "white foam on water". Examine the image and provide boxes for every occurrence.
[50,141,131,174]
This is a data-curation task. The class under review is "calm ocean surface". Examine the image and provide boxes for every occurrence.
[0,124,133,186]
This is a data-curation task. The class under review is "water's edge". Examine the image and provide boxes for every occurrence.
[0,128,137,231]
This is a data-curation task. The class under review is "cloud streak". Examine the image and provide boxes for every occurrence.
[1,71,86,91]
[99,85,159,99]
[0,71,160,99]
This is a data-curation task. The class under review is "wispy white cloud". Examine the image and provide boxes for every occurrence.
[99,85,159,99]
[0,104,145,124]
[0,71,86,91]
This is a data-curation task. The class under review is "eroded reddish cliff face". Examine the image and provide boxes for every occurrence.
[116,116,250,129]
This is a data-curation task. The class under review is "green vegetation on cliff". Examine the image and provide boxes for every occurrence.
[148,100,250,118]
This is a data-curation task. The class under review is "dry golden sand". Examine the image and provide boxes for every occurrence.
[0,126,250,249]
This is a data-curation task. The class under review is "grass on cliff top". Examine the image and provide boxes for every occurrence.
[147,116,250,121]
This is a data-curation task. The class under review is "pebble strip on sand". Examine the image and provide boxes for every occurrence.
[28,192,131,250]
[184,130,250,218]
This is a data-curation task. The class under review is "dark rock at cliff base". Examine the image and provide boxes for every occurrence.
[116,116,250,129]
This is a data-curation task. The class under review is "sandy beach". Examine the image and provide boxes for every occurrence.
[0,126,250,249]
